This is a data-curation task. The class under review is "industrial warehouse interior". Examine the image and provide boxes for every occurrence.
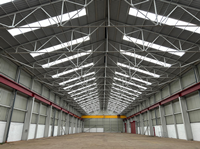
[1,0,200,149]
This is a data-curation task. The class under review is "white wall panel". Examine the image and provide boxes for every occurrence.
[167,125,177,138]
[48,126,52,137]
[28,124,36,140]
[97,128,103,132]
[36,125,45,138]
[73,127,75,133]
[154,126,162,137]
[191,123,200,141]
[137,127,140,134]
[0,121,6,143]
[84,128,90,132]
[144,126,150,135]
[7,122,23,142]
[69,127,72,134]
[53,126,58,136]
[177,124,186,140]
[90,128,96,132]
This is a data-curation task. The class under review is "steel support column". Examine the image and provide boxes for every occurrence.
[159,105,168,138]
[148,111,153,136]
[44,105,52,137]
[179,97,193,140]
[57,111,62,136]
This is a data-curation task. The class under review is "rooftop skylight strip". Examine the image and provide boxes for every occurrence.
[59,72,95,86]
[42,50,91,68]
[120,50,172,67]
[52,63,93,78]
[113,83,142,94]
[123,36,184,57]
[117,62,160,78]
[78,96,98,103]
[0,0,13,5]
[109,98,129,104]
[111,90,135,100]
[75,92,98,101]
[71,87,97,97]
[112,87,139,97]
[129,7,200,35]
[110,93,134,102]
[115,72,152,85]
[8,8,86,36]
[114,77,147,90]
[32,36,90,58]
[63,77,96,90]
[68,83,96,94]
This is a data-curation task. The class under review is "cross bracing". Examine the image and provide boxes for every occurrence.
[0,0,200,114]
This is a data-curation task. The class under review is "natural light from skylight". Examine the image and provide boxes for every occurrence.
[8,8,86,36]
[123,36,185,57]
[117,62,160,78]
[52,63,93,78]
[120,50,172,67]
[32,36,90,57]
[129,7,200,34]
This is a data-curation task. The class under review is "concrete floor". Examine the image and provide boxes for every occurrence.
[1,133,200,149]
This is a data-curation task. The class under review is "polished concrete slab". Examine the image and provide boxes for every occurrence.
[1,133,200,149]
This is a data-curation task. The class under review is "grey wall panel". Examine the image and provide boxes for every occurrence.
[33,81,42,94]
[164,104,172,115]
[173,101,181,113]
[12,110,25,123]
[19,70,31,89]
[42,87,49,99]
[162,86,169,99]
[0,87,13,106]
[182,70,196,89]
[14,94,27,110]
[186,93,200,110]
[0,57,17,80]
[170,80,181,94]
[155,92,161,102]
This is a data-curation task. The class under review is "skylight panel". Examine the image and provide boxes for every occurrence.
[129,7,200,35]
[114,77,147,90]
[117,62,160,78]
[120,50,172,67]
[32,36,90,58]
[63,77,96,90]
[110,93,133,102]
[52,63,93,78]
[68,83,96,94]
[42,50,91,68]
[123,36,184,57]
[71,87,97,97]
[59,72,95,86]
[79,96,98,104]
[8,8,86,36]
[0,0,13,5]
[75,92,98,101]
[115,72,152,85]
[112,83,141,94]
[112,87,139,96]
[111,90,135,100]
[109,98,129,105]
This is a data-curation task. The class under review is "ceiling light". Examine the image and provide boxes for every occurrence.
[117,62,160,78]
[42,49,91,67]
[114,77,147,90]
[8,9,86,36]
[52,63,93,78]
[115,72,152,85]
[120,50,171,67]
